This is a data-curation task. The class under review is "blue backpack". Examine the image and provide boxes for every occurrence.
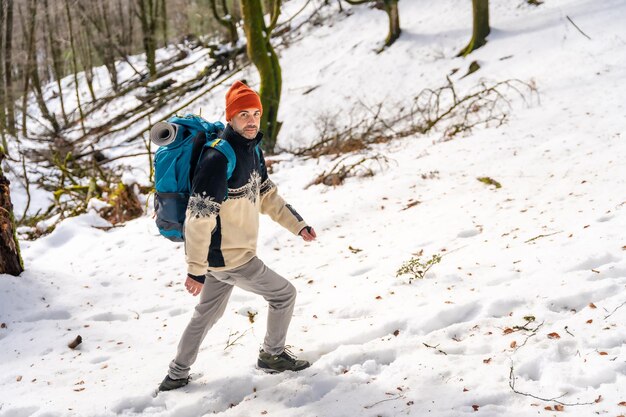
[153,114,236,242]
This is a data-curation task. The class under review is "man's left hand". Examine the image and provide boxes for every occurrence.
[300,226,317,242]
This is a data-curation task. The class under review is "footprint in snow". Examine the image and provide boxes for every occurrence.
[457,228,481,238]
[0,406,43,417]
[168,308,188,317]
[89,312,130,322]
[596,214,614,222]
[317,346,397,373]
[569,253,619,271]
[141,305,169,314]
[486,298,525,317]
[416,302,482,335]
[593,266,626,279]
[546,285,618,313]
[349,264,376,277]
[23,310,71,322]
[113,393,165,414]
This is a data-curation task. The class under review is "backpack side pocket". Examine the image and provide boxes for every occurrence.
[154,192,189,242]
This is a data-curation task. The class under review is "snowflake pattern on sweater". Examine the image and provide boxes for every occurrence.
[188,192,220,218]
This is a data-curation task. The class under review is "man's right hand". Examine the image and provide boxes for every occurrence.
[185,276,203,296]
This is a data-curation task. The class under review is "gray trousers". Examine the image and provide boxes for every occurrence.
[168,256,297,379]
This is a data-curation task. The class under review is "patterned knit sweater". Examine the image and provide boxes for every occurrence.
[184,124,307,280]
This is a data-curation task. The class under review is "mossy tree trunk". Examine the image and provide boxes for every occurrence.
[458,0,490,57]
[382,0,401,48]
[345,0,402,49]
[239,0,282,153]
[0,146,24,276]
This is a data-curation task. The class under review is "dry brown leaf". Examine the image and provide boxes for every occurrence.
[402,200,421,211]
[599,351,608,356]
[544,406,553,411]
[74,388,85,392]
[554,404,564,411]
[16,375,22,382]
[483,358,492,364]
[503,328,514,335]
[393,330,400,337]
[463,388,469,392]
[472,405,479,411]
[68,335,83,350]
[618,401,626,406]
[510,341,517,348]
[586,319,593,324]
[594,395,602,403]
[375,296,382,300]
[547,332,561,339]
[589,303,597,309]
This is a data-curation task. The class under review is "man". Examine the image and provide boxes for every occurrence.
[159,81,317,392]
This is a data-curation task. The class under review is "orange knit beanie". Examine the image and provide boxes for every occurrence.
[225,81,263,121]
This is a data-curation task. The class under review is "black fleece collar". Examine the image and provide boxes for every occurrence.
[223,124,263,150]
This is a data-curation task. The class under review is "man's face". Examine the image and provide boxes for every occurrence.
[230,108,261,140]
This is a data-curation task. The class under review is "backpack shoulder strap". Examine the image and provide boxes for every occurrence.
[254,144,261,162]
[206,138,236,180]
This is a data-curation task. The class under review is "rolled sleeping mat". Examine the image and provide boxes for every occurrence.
[150,121,179,146]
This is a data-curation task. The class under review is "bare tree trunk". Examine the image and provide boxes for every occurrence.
[210,0,240,46]
[117,0,135,57]
[44,0,68,124]
[240,0,282,153]
[75,2,141,82]
[22,0,60,134]
[19,0,37,136]
[136,0,157,78]
[458,0,490,57]
[30,57,61,134]
[77,27,97,102]
[65,0,86,134]
[0,146,24,276]
[0,1,7,141]
[159,0,167,47]
[4,0,16,135]
[94,2,119,91]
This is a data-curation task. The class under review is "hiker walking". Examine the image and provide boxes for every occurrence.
[159,81,317,391]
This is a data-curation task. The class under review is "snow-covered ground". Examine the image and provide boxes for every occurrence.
[1,0,625,416]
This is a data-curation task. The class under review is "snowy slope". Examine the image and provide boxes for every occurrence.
[1,0,626,416]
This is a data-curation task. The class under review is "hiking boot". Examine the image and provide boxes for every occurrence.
[158,375,190,391]
[257,348,311,373]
